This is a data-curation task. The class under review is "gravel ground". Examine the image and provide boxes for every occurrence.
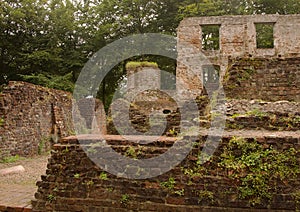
[0,154,49,186]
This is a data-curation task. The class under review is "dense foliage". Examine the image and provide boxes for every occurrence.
[1,0,300,104]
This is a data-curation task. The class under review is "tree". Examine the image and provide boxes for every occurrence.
[2,0,299,103]
[0,0,50,84]
[254,0,300,14]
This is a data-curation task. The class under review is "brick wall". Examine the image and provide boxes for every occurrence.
[223,57,300,101]
[176,15,300,98]
[0,81,74,158]
[32,134,300,211]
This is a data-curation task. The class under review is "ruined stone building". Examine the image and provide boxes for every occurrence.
[1,15,300,212]
[177,14,300,101]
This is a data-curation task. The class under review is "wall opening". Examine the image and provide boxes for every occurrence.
[202,64,220,94]
[201,25,220,50]
[255,23,275,49]
[202,64,220,84]
[161,71,176,90]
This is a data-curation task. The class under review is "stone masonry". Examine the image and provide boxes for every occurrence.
[28,15,300,211]
[0,81,74,158]
[177,14,300,100]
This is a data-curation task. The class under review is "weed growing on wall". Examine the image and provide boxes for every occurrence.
[38,136,50,155]
[47,194,56,202]
[198,189,214,204]
[125,61,158,70]
[293,191,300,211]
[174,188,185,196]
[218,137,300,205]
[99,172,108,180]
[120,194,130,205]
[0,117,4,127]
[245,108,268,119]
[160,177,176,190]
[73,173,80,179]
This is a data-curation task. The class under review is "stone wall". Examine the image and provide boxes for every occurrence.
[32,95,300,211]
[32,134,300,211]
[0,81,74,158]
[177,15,300,98]
[223,57,300,101]
[29,14,300,211]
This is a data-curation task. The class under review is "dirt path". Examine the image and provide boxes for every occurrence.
[0,154,49,186]
[0,154,49,210]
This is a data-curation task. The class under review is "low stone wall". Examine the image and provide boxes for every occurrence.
[223,57,300,101]
[107,97,300,134]
[0,81,74,158]
[32,134,300,211]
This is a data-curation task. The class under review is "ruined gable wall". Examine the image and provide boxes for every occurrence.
[0,81,74,158]
[177,15,300,100]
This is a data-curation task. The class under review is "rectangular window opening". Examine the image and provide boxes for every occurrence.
[161,71,176,90]
[201,25,220,50]
[255,23,275,49]
[202,65,220,93]
[203,65,220,84]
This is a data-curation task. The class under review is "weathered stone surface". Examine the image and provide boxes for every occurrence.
[223,57,300,101]
[32,134,300,211]
[0,81,74,158]
[177,15,300,100]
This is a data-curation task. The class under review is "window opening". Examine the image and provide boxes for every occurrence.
[201,25,221,50]
[255,23,275,49]
[161,70,176,90]
[202,65,220,84]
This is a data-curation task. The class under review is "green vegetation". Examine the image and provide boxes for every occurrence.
[160,177,176,190]
[0,117,4,127]
[198,190,214,203]
[106,187,113,192]
[293,191,300,211]
[125,61,158,70]
[245,108,268,118]
[218,137,300,205]
[99,172,108,180]
[73,173,80,179]
[125,146,142,159]
[239,68,256,81]
[231,108,268,119]
[174,188,185,196]
[168,127,177,136]
[86,180,94,186]
[62,146,69,154]
[47,194,56,202]
[20,73,75,92]
[1,0,300,110]
[201,25,220,50]
[38,137,50,155]
[182,162,207,186]
[0,155,22,163]
[256,23,274,49]
[120,194,130,205]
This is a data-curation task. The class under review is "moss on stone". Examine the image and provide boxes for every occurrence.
[125,61,158,70]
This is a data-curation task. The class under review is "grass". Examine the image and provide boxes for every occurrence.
[0,155,23,163]
[125,61,158,70]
